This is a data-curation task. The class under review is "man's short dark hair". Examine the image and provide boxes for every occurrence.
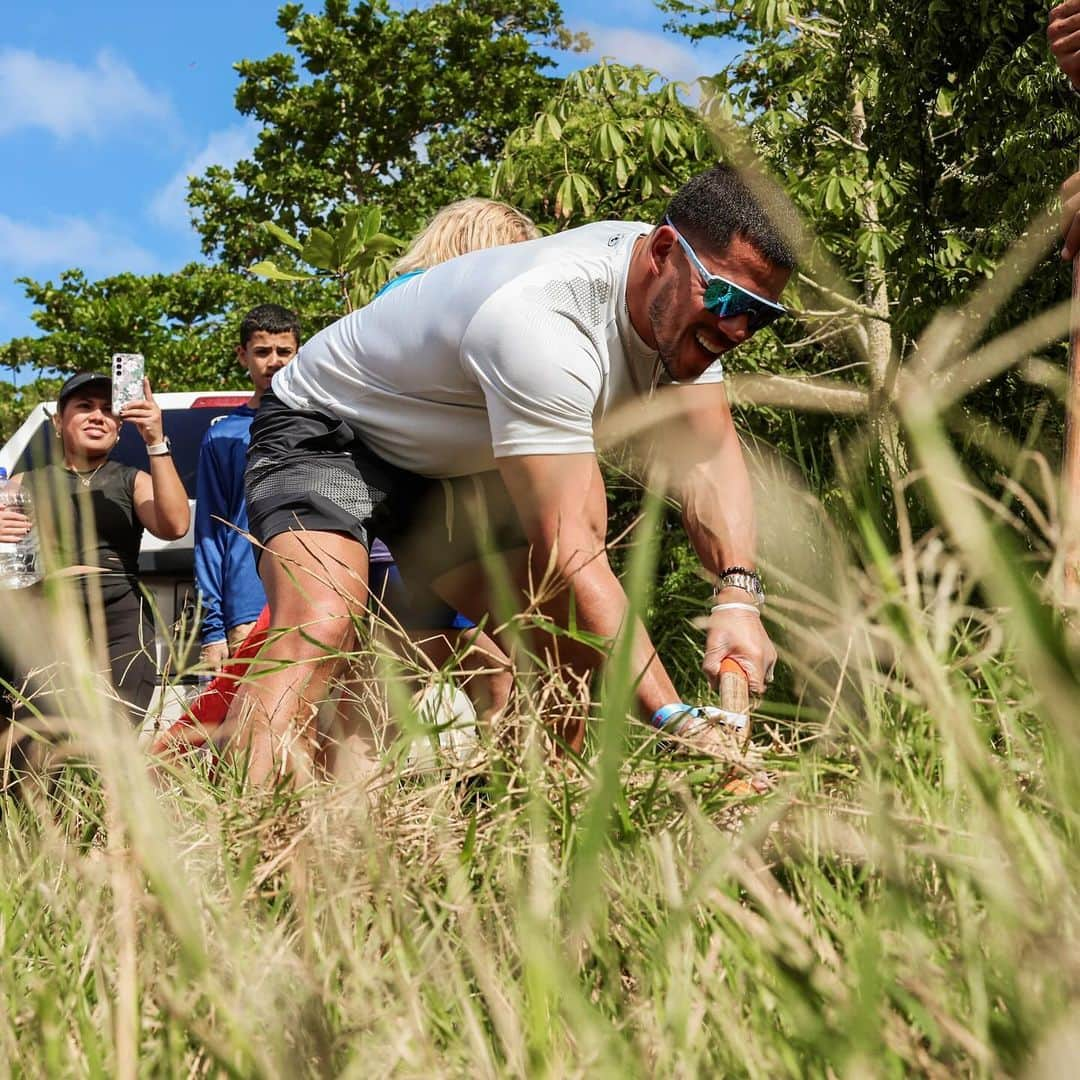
[240,303,301,348]
[663,164,797,270]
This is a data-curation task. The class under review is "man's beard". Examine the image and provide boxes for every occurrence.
[647,277,679,383]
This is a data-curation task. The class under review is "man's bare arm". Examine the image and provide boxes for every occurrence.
[659,381,777,693]
[667,382,758,573]
[496,452,681,718]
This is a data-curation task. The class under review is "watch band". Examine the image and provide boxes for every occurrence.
[146,438,171,457]
[714,566,765,606]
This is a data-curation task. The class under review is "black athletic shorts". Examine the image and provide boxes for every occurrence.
[245,392,528,591]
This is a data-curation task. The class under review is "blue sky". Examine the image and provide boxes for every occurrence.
[1,0,737,346]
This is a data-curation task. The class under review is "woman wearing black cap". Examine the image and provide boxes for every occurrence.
[0,371,190,722]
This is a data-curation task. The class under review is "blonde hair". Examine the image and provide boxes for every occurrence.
[392,198,539,275]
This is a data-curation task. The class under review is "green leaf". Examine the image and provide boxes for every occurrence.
[361,206,382,243]
[571,173,597,214]
[342,233,400,274]
[261,221,303,252]
[533,111,562,143]
[347,280,369,312]
[555,174,575,219]
[301,228,337,271]
[363,233,401,255]
[644,119,664,158]
[248,260,318,283]
[333,207,362,265]
[662,119,682,151]
[594,122,625,160]
[823,176,841,213]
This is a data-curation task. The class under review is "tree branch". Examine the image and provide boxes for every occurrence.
[796,273,893,322]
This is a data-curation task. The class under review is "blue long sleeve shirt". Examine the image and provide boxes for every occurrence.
[194,405,266,645]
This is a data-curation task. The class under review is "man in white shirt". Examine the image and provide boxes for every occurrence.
[229,165,795,784]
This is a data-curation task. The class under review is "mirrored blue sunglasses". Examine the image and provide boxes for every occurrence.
[664,216,787,332]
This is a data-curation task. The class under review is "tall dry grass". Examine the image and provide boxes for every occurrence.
[2,157,1080,1077]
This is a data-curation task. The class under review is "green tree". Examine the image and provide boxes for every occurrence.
[498,4,1080,490]
[491,59,842,427]
[189,0,583,269]
[0,0,580,434]
[252,205,402,312]
[491,8,1080,647]
[0,265,331,393]
[493,61,713,225]
[657,0,1079,400]
[0,378,64,445]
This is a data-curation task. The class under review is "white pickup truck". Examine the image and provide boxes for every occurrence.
[0,390,251,725]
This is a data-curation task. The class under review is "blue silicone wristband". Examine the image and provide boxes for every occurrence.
[651,703,694,732]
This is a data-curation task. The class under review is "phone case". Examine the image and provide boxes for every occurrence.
[111,353,145,410]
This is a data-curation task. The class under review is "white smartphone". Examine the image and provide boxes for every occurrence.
[111,353,145,411]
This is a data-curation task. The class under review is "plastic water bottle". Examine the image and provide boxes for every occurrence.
[0,468,41,589]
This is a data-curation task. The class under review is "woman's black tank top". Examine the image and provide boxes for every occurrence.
[28,461,145,580]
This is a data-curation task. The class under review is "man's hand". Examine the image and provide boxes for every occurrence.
[200,640,229,674]
[682,714,747,759]
[702,594,776,695]
[226,620,258,655]
[656,705,748,760]
[1063,170,1080,262]
[1050,1,1080,91]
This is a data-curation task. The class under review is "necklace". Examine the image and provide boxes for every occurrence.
[68,461,106,488]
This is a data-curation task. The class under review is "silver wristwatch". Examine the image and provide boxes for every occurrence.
[715,567,765,607]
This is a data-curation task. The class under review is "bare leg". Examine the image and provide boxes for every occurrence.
[219,530,369,787]
[432,549,610,753]
[320,675,396,786]
[399,625,513,720]
[358,564,514,733]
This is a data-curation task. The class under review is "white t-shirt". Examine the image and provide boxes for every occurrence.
[272,220,725,478]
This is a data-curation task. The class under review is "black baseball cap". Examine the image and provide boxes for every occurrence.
[57,372,112,410]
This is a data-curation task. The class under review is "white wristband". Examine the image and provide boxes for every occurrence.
[146,441,170,457]
[710,601,761,615]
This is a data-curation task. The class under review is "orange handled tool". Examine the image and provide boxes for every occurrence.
[720,656,750,715]
[717,656,752,751]
[719,656,765,792]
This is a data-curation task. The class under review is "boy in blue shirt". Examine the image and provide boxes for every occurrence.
[195,304,300,670]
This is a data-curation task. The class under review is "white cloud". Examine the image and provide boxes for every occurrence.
[0,214,158,276]
[148,122,259,230]
[580,25,731,87]
[0,48,173,139]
